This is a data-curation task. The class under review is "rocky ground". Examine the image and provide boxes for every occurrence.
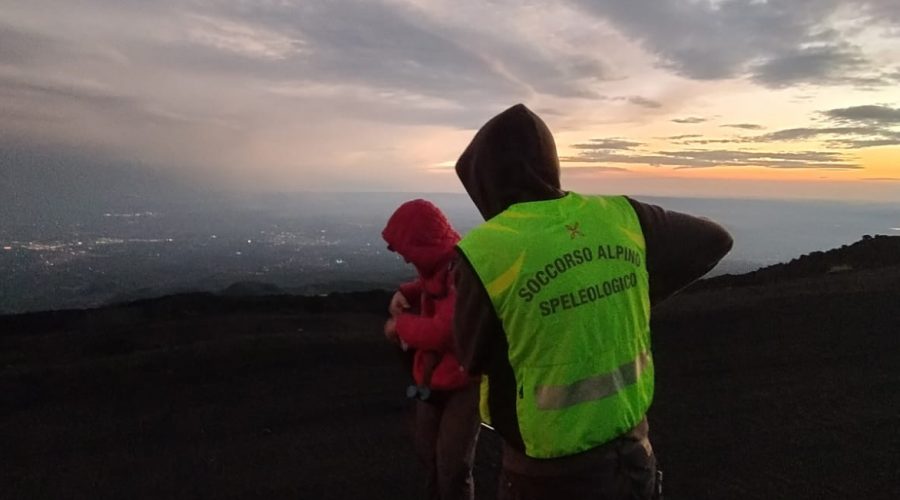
[2,237,899,499]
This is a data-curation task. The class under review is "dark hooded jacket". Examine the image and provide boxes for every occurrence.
[454,104,733,473]
[382,199,473,391]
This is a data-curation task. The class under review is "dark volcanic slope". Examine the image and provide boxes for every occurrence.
[650,274,900,499]
[1,292,427,500]
[2,237,900,499]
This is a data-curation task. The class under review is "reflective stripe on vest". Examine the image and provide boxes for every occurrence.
[458,193,653,458]
[534,350,651,410]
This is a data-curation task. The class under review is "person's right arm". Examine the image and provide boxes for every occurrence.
[453,254,504,375]
[626,198,734,305]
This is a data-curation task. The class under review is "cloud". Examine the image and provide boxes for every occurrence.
[748,44,878,87]
[0,75,132,108]
[571,138,644,150]
[659,125,899,147]
[0,22,129,70]
[742,107,900,148]
[627,96,662,108]
[562,166,631,175]
[721,123,764,130]
[658,149,848,164]
[567,0,897,88]
[663,134,702,140]
[535,108,566,116]
[836,138,900,148]
[153,3,528,111]
[859,0,900,24]
[186,14,305,61]
[0,24,58,66]
[562,141,859,170]
[228,0,617,103]
[758,126,877,141]
[676,138,748,145]
[0,0,628,134]
[671,117,706,124]
[823,105,900,125]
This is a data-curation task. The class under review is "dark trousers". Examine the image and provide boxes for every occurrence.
[497,437,657,500]
[413,384,481,500]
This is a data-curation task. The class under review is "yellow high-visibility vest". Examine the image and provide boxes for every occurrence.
[458,193,653,458]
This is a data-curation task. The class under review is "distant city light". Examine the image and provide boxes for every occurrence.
[102,212,157,218]
[25,242,67,251]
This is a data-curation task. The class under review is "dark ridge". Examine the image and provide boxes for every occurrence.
[220,281,286,297]
[0,289,393,336]
[691,234,900,291]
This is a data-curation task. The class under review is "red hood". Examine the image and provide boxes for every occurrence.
[382,199,460,295]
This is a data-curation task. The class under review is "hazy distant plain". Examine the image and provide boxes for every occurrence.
[2,192,898,314]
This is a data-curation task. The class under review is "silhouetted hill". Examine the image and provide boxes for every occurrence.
[695,234,900,290]
[221,281,286,297]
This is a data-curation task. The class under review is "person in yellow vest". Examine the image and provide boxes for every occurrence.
[453,104,733,499]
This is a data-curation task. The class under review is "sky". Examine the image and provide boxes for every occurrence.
[1,0,899,201]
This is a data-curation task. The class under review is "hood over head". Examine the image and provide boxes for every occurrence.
[382,199,460,294]
[455,104,565,220]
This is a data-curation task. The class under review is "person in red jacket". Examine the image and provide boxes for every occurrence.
[382,199,480,500]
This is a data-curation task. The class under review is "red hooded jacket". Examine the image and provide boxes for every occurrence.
[382,200,473,391]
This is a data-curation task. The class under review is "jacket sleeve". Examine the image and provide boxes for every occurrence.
[626,197,734,305]
[398,280,423,305]
[453,253,505,375]
[395,291,454,352]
